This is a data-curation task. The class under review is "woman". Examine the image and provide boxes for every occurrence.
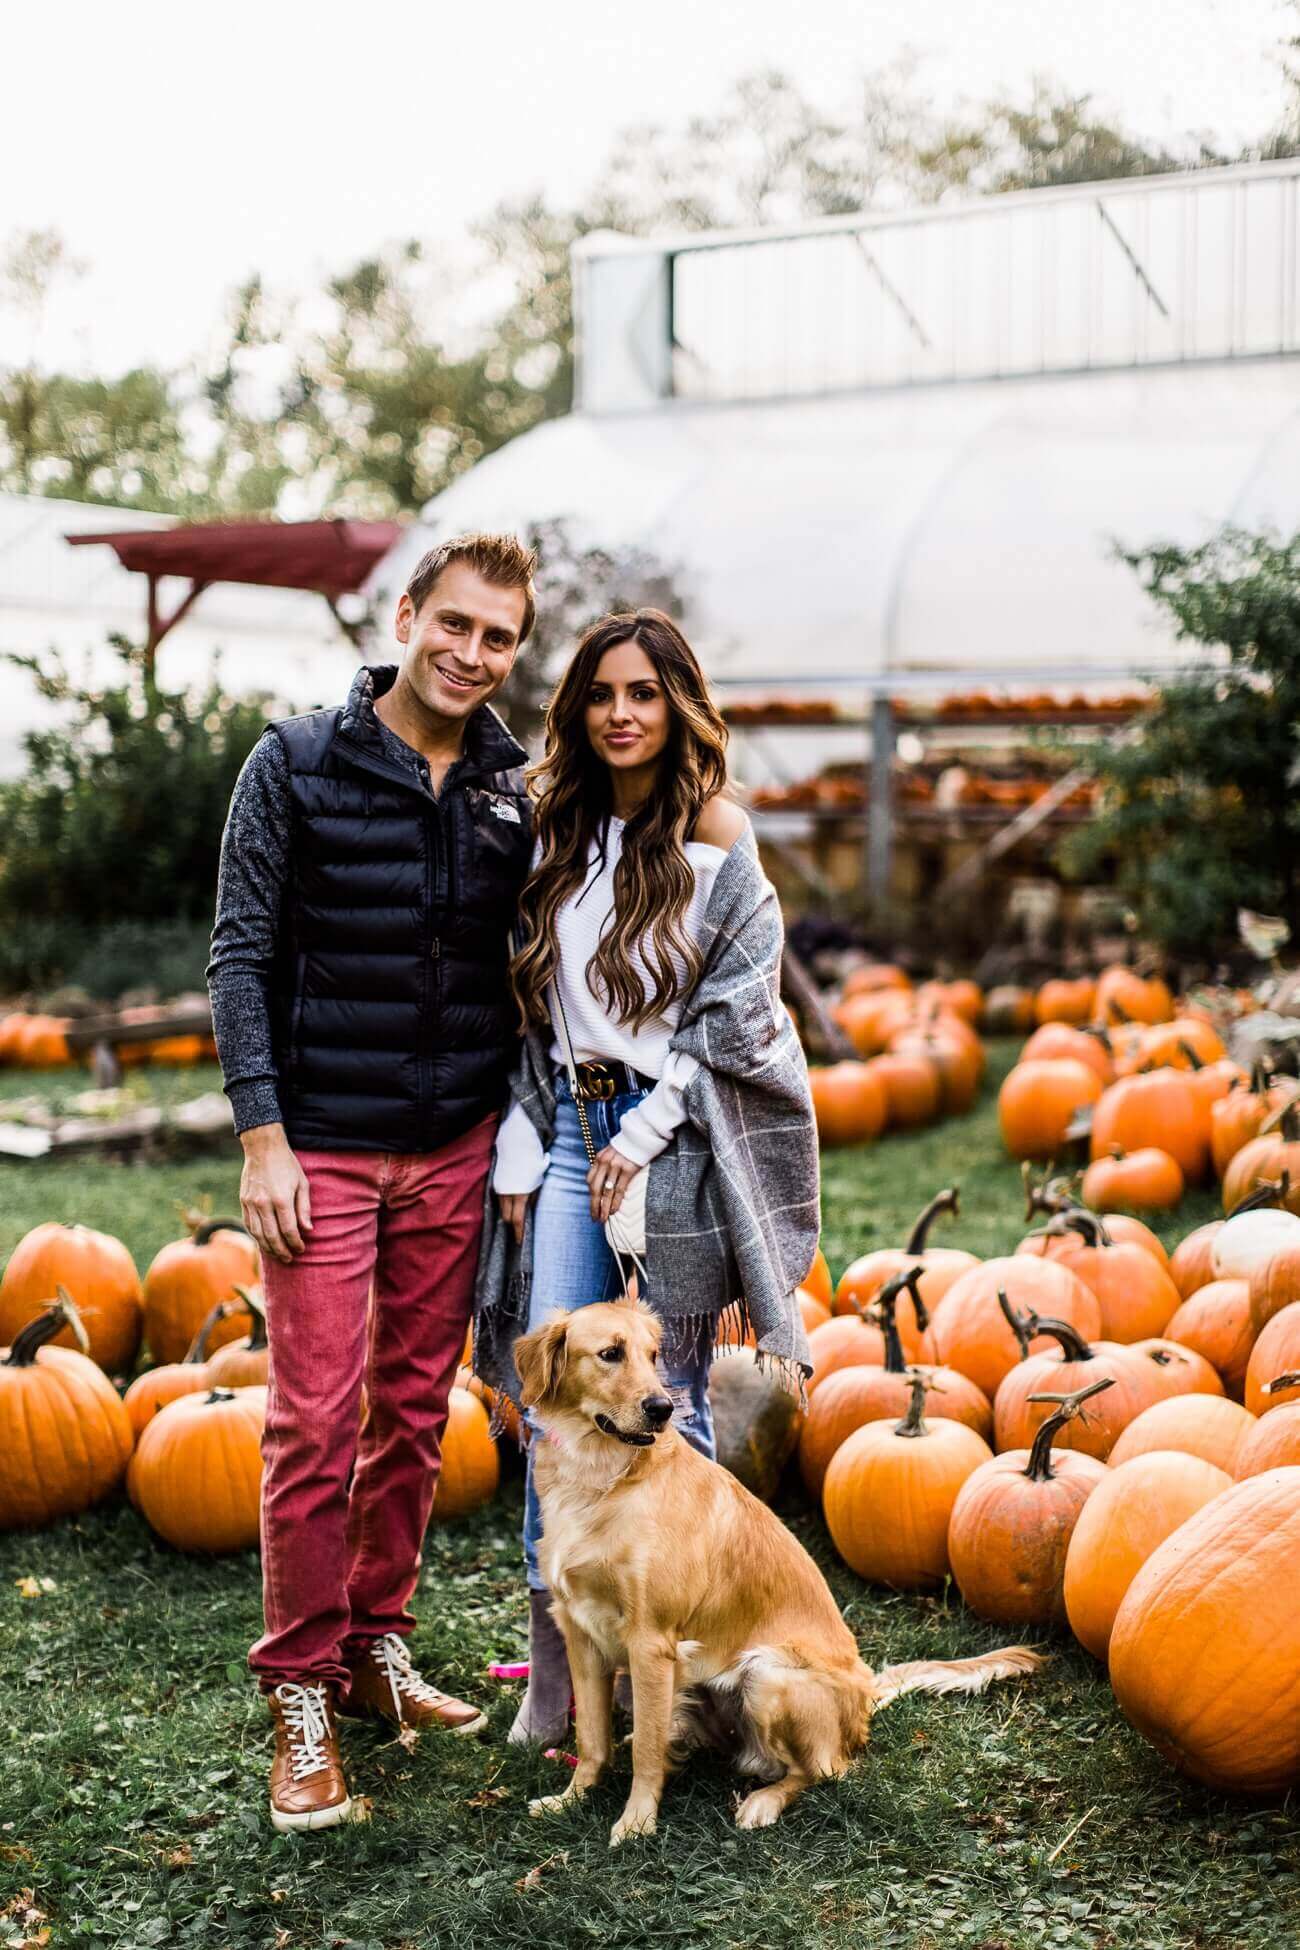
[475,608,819,1746]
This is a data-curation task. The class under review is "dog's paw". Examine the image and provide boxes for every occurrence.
[608,1804,657,1847]
[529,1789,579,1818]
[735,1786,786,1830]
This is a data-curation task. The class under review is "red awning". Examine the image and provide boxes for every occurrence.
[66,517,403,599]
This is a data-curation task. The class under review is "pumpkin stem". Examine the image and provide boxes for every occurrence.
[4,1288,91,1367]
[1260,1098,1300,1142]
[1175,1039,1204,1071]
[230,1285,269,1351]
[1060,1207,1115,1249]
[204,1388,239,1404]
[905,1188,960,1255]
[1031,1314,1095,1363]
[997,1288,1038,1360]
[876,1266,928,1373]
[190,1216,254,1250]
[1022,1377,1115,1480]
[893,1367,939,1439]
[1022,1164,1078,1223]
[1080,1024,1113,1050]
[1227,1174,1291,1219]
[1265,1371,1300,1394]
[194,1298,238,1361]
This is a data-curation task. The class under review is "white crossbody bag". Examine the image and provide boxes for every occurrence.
[547,978,649,1282]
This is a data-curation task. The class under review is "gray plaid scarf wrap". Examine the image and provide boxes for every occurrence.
[472,828,819,1404]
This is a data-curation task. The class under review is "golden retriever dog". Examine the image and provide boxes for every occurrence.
[514,1297,1042,1847]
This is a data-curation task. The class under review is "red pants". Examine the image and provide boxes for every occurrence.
[249,1117,496,1691]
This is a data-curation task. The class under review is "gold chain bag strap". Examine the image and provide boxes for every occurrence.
[548,978,649,1283]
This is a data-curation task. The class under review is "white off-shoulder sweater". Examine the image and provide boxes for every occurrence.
[492,817,728,1194]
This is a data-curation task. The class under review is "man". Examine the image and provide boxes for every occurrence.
[208,532,536,1832]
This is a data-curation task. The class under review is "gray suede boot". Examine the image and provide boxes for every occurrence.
[507,1590,572,1746]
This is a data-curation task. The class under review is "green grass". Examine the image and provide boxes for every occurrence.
[1,1052,1295,1950]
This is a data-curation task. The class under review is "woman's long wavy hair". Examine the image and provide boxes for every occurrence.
[511,609,730,1035]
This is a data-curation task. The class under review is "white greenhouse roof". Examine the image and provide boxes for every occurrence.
[373,355,1300,694]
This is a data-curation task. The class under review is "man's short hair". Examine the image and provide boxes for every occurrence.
[403,533,537,645]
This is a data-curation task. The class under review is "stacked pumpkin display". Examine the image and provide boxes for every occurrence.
[995,965,1275,1217]
[809,966,988,1148]
[0,1008,219,1069]
[0,1204,503,1548]
[809,1184,1300,1796]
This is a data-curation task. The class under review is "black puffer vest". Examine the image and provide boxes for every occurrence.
[270,665,532,1153]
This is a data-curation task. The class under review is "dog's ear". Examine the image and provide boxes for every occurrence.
[515,1315,569,1409]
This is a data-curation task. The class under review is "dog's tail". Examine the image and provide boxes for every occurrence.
[872,1645,1046,1708]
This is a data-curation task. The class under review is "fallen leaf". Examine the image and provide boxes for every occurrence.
[348,1796,374,1825]
[515,1850,569,1892]
[13,1579,41,1600]
[0,1845,34,1865]
[161,1845,193,1869]
[395,1724,420,1752]
[466,1787,510,1809]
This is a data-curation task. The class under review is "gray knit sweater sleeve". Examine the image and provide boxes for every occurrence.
[207,731,291,1135]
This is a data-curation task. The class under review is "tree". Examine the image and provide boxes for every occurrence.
[1061,530,1300,958]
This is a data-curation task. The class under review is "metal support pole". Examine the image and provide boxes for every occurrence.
[867,695,895,913]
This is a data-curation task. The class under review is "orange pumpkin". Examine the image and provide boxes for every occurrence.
[1163,1280,1255,1399]
[1221,1100,1300,1215]
[1109,1466,1300,1794]
[841,963,911,1000]
[1243,1305,1300,1416]
[802,1246,834,1309]
[128,1385,266,1553]
[1211,1076,1294,1178]
[947,1379,1110,1625]
[888,1026,981,1117]
[822,1371,993,1589]
[1129,1338,1227,1403]
[203,1287,270,1389]
[1234,1400,1300,1476]
[1247,1236,1300,1336]
[430,1387,500,1519]
[865,1050,941,1128]
[1035,978,1096,1026]
[0,1222,142,1376]
[122,1340,212,1438]
[1081,1147,1185,1214]
[1091,1072,1208,1183]
[1019,1023,1114,1085]
[832,1187,976,1350]
[14,1014,75,1070]
[982,985,1037,1035]
[808,1062,888,1147]
[806,1313,887,1395]
[0,1012,30,1064]
[142,1216,260,1367]
[0,1294,134,1529]
[456,1364,523,1447]
[991,1305,1161,1460]
[921,1257,1101,1400]
[1062,1451,1232,1659]
[1094,966,1174,1028]
[799,1272,991,1498]
[1107,1394,1256,1476]
[1138,1018,1227,1071]
[1017,1210,1180,1343]
[998,1059,1102,1162]
[1168,1222,1223,1301]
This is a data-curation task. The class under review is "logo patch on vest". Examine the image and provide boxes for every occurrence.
[488,795,521,825]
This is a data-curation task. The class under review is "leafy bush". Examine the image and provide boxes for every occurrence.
[1063,529,1300,957]
[0,639,270,990]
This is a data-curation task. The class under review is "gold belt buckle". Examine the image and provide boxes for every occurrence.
[575,1061,616,1102]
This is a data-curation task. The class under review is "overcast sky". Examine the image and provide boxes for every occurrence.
[2,0,1295,377]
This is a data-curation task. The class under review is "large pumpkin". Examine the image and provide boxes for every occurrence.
[808,1062,888,1147]
[1234,1400,1300,1476]
[1221,1100,1300,1215]
[865,1050,941,1128]
[1091,1072,1208,1183]
[1243,1305,1300,1416]
[1062,1450,1232,1659]
[203,1287,270,1389]
[822,1372,992,1589]
[998,1059,1102,1162]
[1167,1222,1222,1302]
[802,1246,834,1309]
[430,1387,500,1519]
[1247,1237,1300,1337]
[1035,978,1095,1026]
[806,1312,886,1394]
[122,1339,212,1438]
[1081,1147,1184,1214]
[947,1380,1111,1625]
[128,1386,266,1553]
[1018,1210,1180,1342]
[1107,1394,1256,1476]
[991,1306,1161,1461]
[832,1187,976,1346]
[1019,1023,1113,1086]
[1094,966,1174,1028]
[0,1222,142,1375]
[1109,1467,1300,1794]
[1128,1338,1226,1403]
[1163,1280,1255,1400]
[0,1294,134,1529]
[921,1256,1101,1399]
[142,1216,259,1366]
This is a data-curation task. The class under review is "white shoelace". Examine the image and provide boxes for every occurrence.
[275,1682,332,1781]
[371,1634,450,1722]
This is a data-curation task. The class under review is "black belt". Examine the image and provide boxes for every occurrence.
[570,1058,656,1102]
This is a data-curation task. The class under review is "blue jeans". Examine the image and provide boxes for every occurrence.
[522,1073,715,1591]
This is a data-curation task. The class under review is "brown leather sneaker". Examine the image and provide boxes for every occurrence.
[267,1682,352,1833]
[341,1634,486,1737]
